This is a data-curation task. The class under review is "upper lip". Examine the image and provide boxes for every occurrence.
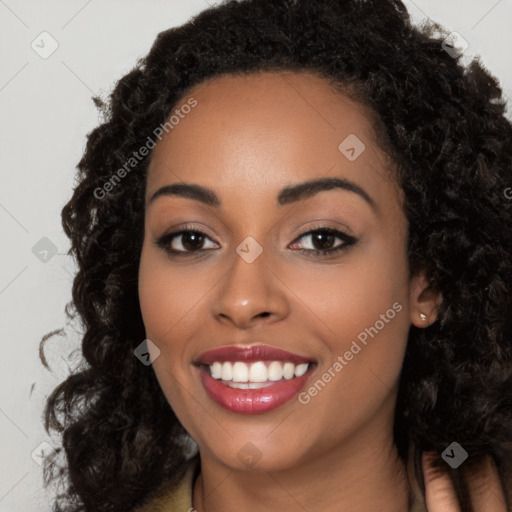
[194,344,316,365]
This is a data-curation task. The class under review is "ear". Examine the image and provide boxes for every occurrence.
[409,268,442,328]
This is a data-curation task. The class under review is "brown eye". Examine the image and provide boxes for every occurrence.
[289,227,357,258]
[175,231,206,251]
[155,228,219,256]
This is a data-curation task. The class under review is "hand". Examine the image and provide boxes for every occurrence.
[422,451,508,512]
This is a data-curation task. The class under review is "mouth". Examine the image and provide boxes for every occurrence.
[193,344,317,414]
[202,360,314,388]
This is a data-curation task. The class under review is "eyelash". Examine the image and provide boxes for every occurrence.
[154,224,358,259]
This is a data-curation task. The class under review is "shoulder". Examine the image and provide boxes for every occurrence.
[133,456,199,512]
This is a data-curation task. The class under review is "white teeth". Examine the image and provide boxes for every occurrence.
[211,361,222,379]
[232,362,249,382]
[294,363,309,377]
[208,361,312,383]
[226,381,276,389]
[249,361,268,382]
[268,361,283,381]
[283,362,295,379]
[221,361,232,381]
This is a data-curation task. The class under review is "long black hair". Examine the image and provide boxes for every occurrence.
[40,1,512,510]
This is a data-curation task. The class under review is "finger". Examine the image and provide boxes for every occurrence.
[462,455,508,512]
[422,451,461,512]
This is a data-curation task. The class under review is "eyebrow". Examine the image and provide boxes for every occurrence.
[148,177,376,212]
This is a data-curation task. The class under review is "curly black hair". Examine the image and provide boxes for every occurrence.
[39,0,512,511]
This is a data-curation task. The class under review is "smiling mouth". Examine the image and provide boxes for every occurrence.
[200,360,315,388]
[195,360,317,414]
[193,343,317,413]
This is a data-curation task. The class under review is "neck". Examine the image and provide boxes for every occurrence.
[192,398,412,512]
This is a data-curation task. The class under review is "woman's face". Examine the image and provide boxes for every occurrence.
[139,71,429,472]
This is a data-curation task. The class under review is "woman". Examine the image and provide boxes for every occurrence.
[40,1,512,511]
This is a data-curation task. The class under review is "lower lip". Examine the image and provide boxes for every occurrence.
[197,364,316,414]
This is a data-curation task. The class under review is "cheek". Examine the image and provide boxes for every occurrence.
[286,242,409,343]
[138,246,208,345]
[288,242,410,406]
[138,247,204,422]
[138,248,199,391]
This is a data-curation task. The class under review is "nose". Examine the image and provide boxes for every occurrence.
[211,248,290,329]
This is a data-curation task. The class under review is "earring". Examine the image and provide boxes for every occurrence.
[419,313,427,321]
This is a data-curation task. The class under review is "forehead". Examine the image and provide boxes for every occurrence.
[146,71,399,209]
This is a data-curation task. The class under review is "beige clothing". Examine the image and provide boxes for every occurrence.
[135,452,428,512]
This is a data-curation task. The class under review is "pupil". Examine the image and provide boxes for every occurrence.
[314,232,334,250]
[183,232,203,250]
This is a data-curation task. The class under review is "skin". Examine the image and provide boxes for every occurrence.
[422,452,508,512]
[138,71,506,511]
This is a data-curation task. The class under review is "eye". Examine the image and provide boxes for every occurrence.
[154,224,358,259]
[289,226,358,258]
[155,226,219,257]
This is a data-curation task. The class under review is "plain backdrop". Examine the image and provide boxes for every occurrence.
[1,0,511,510]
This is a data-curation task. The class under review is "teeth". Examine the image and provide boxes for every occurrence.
[249,361,267,382]
[268,361,283,381]
[221,362,232,381]
[294,362,309,377]
[232,362,249,382]
[208,361,311,383]
[283,362,295,379]
[226,381,277,389]
[211,362,223,379]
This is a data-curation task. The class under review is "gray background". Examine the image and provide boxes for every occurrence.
[1,0,511,510]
